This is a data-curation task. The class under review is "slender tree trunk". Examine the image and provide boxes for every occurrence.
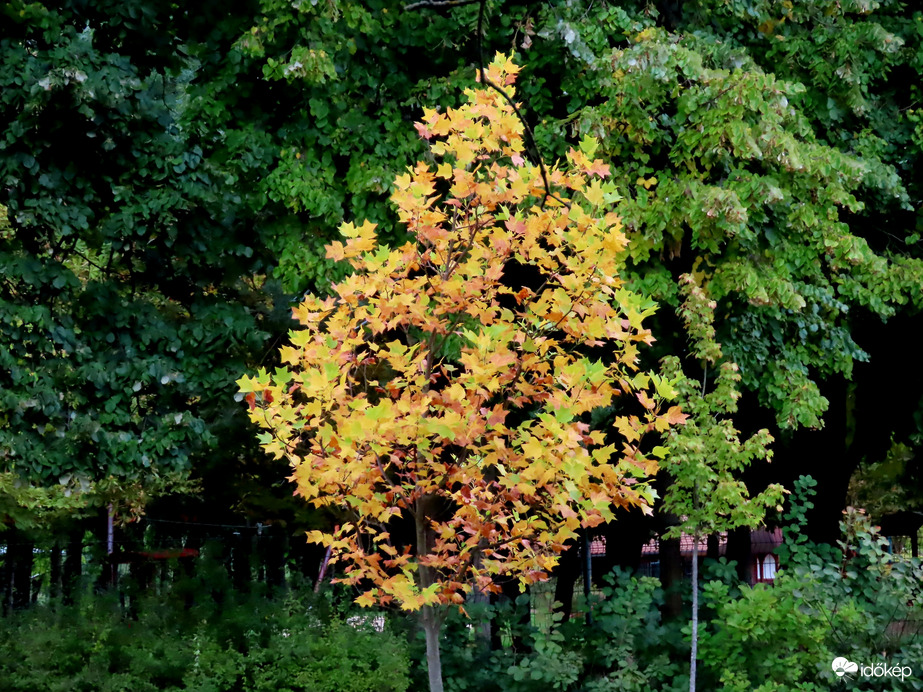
[422,605,445,692]
[552,539,580,622]
[62,526,83,605]
[416,495,444,692]
[49,540,62,602]
[8,529,34,610]
[689,533,699,692]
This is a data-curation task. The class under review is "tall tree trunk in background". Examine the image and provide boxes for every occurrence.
[659,535,684,619]
[49,539,62,602]
[8,529,34,610]
[553,539,581,622]
[62,526,83,605]
[726,527,752,584]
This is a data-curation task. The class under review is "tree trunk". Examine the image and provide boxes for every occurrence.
[552,539,580,622]
[62,526,83,605]
[689,533,699,692]
[422,605,445,692]
[49,540,62,602]
[659,535,683,619]
[416,495,444,692]
[9,530,34,610]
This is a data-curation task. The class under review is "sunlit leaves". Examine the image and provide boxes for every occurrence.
[242,54,679,611]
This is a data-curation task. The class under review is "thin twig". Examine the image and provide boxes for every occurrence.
[475,0,569,210]
[405,0,480,9]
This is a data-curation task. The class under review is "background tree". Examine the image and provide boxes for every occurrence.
[502,0,923,547]
[231,0,923,552]
[660,274,785,691]
[0,0,298,602]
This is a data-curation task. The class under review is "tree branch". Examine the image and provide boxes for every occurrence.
[476,0,569,210]
[405,0,480,9]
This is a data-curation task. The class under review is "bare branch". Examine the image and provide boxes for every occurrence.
[405,0,480,9]
[475,0,570,210]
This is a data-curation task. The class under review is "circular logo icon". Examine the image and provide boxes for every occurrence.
[832,657,859,677]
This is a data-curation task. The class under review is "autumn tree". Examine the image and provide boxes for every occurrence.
[239,53,684,692]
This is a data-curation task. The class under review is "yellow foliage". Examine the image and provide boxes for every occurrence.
[241,54,681,611]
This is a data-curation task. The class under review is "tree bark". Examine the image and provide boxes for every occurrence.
[9,529,34,610]
[49,539,62,602]
[689,533,699,692]
[552,539,580,622]
[416,495,444,692]
[262,524,287,594]
[659,535,683,619]
[422,605,445,692]
[62,526,83,605]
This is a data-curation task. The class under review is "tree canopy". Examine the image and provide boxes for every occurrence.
[2,0,922,593]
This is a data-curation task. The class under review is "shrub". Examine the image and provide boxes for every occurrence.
[0,586,410,692]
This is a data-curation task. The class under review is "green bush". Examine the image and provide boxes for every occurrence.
[0,587,410,692]
[4,478,921,692]
[430,477,923,691]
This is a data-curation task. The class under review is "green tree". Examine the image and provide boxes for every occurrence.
[660,274,785,691]
[0,2,289,525]
[503,0,923,542]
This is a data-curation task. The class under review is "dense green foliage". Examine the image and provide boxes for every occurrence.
[428,480,923,691]
[2,0,923,687]
[0,579,410,692]
[3,0,921,521]
[0,2,288,503]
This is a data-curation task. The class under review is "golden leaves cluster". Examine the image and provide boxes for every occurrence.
[238,53,681,612]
